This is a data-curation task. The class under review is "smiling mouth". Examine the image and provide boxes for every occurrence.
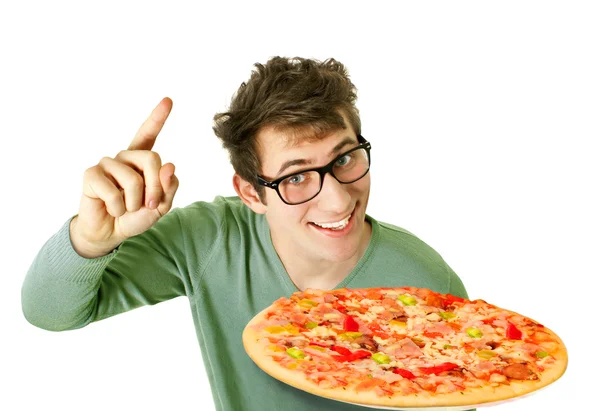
[311,213,353,231]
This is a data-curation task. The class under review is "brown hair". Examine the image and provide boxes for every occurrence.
[212,56,361,200]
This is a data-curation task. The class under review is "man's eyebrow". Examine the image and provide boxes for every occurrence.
[276,136,357,176]
[276,158,313,177]
[329,137,356,156]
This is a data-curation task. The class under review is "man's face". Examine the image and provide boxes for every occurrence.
[255,115,371,265]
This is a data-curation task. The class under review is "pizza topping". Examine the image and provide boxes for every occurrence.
[489,372,508,384]
[331,345,352,356]
[371,330,392,341]
[410,338,426,349]
[419,362,460,376]
[299,299,319,308]
[322,313,341,321]
[268,343,286,352]
[476,349,498,360]
[340,331,363,340]
[332,348,372,362]
[355,335,378,351]
[507,321,523,340]
[388,338,424,358]
[392,367,417,380]
[371,352,391,364]
[467,327,483,338]
[439,311,457,320]
[286,347,306,359]
[487,340,501,349]
[425,312,442,322]
[389,319,407,330]
[398,294,417,306]
[343,315,360,332]
[423,292,446,308]
[425,322,454,335]
[332,300,347,313]
[441,294,466,308]
[502,363,539,380]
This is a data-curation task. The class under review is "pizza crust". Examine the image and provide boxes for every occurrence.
[242,294,568,408]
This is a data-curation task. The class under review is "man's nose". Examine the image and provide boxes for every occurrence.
[316,173,351,213]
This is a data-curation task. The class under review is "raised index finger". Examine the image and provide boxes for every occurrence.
[128,97,173,151]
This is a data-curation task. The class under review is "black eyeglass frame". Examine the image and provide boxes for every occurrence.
[256,135,372,205]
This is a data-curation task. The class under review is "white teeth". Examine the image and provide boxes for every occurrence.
[313,214,351,229]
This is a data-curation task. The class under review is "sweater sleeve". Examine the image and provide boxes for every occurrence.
[21,209,187,331]
[446,263,470,300]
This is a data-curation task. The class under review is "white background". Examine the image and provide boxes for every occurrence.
[2,1,597,410]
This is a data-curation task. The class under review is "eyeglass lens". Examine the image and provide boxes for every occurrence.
[278,148,370,204]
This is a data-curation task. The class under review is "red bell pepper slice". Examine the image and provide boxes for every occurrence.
[343,315,360,332]
[331,345,352,356]
[351,350,373,360]
[392,368,416,380]
[331,348,372,362]
[419,362,459,375]
[332,355,353,362]
[506,322,523,340]
[308,341,328,348]
[332,301,347,314]
[442,294,466,309]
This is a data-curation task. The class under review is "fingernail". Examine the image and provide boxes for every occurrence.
[149,200,158,209]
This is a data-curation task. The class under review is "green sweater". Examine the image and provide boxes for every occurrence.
[22,196,470,411]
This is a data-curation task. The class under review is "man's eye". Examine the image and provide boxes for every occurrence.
[335,154,352,167]
[286,174,306,185]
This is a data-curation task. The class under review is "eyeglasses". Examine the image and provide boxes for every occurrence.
[257,135,372,205]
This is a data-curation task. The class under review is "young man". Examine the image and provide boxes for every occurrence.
[22,57,470,411]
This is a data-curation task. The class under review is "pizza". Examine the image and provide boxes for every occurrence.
[242,287,568,409]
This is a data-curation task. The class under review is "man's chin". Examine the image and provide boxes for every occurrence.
[310,236,364,263]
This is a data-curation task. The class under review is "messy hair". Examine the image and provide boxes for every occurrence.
[212,56,361,200]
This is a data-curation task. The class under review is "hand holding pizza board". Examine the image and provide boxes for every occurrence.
[243,287,567,409]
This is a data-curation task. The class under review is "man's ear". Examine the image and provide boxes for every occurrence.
[233,174,267,214]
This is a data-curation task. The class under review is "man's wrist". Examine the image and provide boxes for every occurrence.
[69,217,116,259]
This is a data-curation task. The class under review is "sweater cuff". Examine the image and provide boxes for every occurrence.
[44,216,118,283]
